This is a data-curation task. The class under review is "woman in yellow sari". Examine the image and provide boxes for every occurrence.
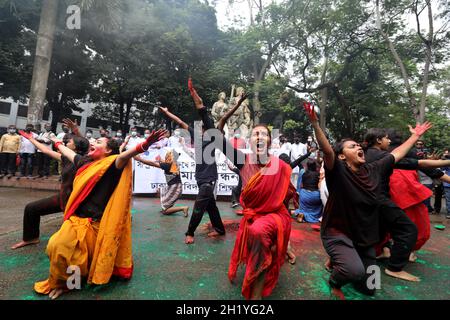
[34,129,167,299]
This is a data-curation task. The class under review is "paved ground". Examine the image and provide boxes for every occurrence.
[0,186,449,300]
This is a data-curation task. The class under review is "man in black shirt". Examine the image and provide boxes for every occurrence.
[303,102,432,299]
[158,105,226,244]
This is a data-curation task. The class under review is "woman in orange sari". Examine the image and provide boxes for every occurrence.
[34,129,166,299]
[188,79,292,300]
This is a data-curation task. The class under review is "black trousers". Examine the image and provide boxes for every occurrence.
[19,153,34,176]
[0,152,17,175]
[231,175,242,204]
[379,202,418,272]
[186,181,225,237]
[23,194,61,241]
[322,233,376,296]
[434,182,443,214]
[36,152,50,177]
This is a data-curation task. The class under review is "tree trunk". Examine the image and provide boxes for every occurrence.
[319,87,327,131]
[375,0,419,121]
[252,80,262,125]
[27,0,59,128]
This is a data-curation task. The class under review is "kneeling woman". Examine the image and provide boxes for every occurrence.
[134,150,189,216]
[189,79,292,300]
[34,130,166,299]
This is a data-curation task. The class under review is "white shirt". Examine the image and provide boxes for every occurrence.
[56,132,67,140]
[290,142,307,162]
[36,131,56,152]
[168,136,185,149]
[20,133,38,154]
[279,142,292,157]
[125,136,143,150]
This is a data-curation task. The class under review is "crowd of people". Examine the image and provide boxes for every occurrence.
[3,79,450,301]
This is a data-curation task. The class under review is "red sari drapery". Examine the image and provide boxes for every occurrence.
[228,156,292,299]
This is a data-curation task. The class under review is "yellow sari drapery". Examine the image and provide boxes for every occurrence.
[34,155,133,294]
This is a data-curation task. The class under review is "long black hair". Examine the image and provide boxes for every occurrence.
[364,128,388,148]
[63,133,90,155]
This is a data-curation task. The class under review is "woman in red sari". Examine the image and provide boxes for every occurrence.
[188,79,293,300]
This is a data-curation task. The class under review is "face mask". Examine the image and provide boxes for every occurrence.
[9,129,16,134]
[86,133,92,138]
[131,131,137,137]
[63,128,69,133]
[100,133,107,137]
[26,128,32,132]
[307,138,313,142]
[294,138,300,144]
[144,134,150,139]
[116,133,122,137]
[234,134,241,139]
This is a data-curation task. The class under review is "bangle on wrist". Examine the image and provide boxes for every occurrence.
[54,141,63,149]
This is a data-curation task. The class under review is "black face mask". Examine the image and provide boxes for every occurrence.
[294,138,300,144]
[63,128,69,133]
[100,133,107,137]
[26,128,32,132]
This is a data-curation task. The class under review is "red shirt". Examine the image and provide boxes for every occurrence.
[230,137,246,149]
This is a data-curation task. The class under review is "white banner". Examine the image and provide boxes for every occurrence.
[132,147,241,195]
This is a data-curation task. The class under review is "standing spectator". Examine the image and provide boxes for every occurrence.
[229,129,246,149]
[35,123,55,179]
[291,134,308,187]
[0,125,21,178]
[120,127,142,152]
[85,129,95,144]
[56,124,69,141]
[18,124,37,179]
[415,141,434,213]
[442,149,450,219]
[168,129,185,149]
[113,130,124,145]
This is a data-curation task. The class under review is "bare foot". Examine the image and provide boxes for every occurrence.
[409,252,417,263]
[185,235,194,244]
[183,208,189,217]
[325,258,332,272]
[287,253,296,265]
[11,239,40,250]
[207,231,223,238]
[376,247,391,260]
[385,269,420,282]
[49,288,64,300]
[330,287,346,300]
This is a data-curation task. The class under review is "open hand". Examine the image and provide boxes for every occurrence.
[303,102,319,122]
[62,118,78,131]
[408,121,432,137]
[188,78,204,110]
[136,129,168,152]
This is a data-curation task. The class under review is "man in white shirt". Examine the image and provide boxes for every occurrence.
[18,124,38,179]
[35,123,55,178]
[290,134,308,186]
[168,129,185,149]
[122,127,143,151]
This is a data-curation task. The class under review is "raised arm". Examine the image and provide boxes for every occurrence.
[115,129,167,169]
[418,159,450,169]
[303,102,335,170]
[19,130,62,161]
[62,118,81,137]
[134,155,161,168]
[159,107,189,130]
[390,122,432,163]
[290,151,311,169]
[217,93,248,132]
[188,78,245,169]
[50,136,76,163]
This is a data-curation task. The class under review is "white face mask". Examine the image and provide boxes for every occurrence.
[144,134,150,139]
[307,138,313,142]
[86,133,92,138]
[131,131,137,137]
[234,134,241,139]
[116,133,122,137]
[9,129,16,134]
